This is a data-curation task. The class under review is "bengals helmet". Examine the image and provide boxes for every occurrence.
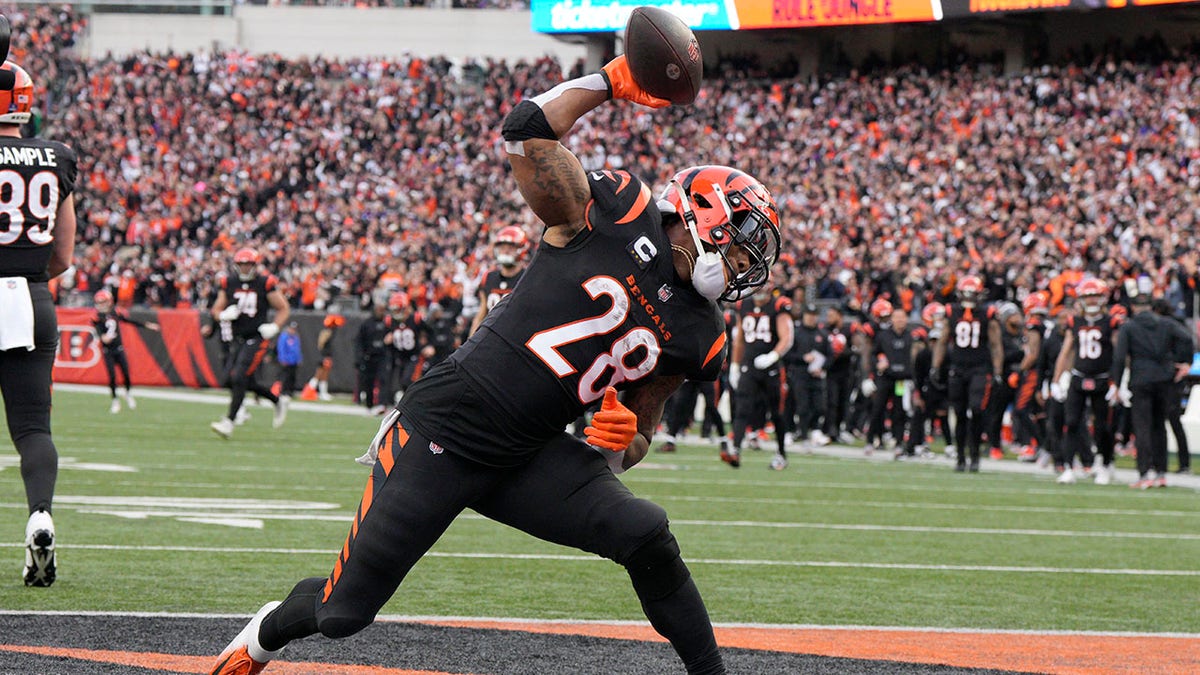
[870,298,894,321]
[921,301,945,327]
[1075,278,1108,317]
[956,275,984,307]
[659,165,781,301]
[1110,304,1128,321]
[0,61,33,125]
[1022,291,1049,317]
[94,289,113,310]
[323,314,346,329]
[493,226,528,267]
[233,247,260,280]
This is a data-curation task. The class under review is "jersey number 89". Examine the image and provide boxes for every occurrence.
[0,170,60,246]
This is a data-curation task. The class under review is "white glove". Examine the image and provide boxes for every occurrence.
[218,305,240,322]
[861,378,877,397]
[753,351,780,370]
[1040,381,1050,400]
[729,365,742,391]
[1057,371,1072,396]
[258,323,280,340]
[1118,385,1133,408]
[1104,384,1118,404]
[357,408,401,466]
[1050,382,1067,402]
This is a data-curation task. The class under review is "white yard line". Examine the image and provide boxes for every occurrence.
[1,543,1197,576]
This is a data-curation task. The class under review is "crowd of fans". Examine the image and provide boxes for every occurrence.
[13,5,1200,328]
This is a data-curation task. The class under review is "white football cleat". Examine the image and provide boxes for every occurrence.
[23,510,55,587]
[1094,464,1112,486]
[109,398,121,414]
[272,397,289,429]
[769,454,789,471]
[210,600,283,675]
[809,429,831,446]
[125,392,137,410]
[234,407,250,426]
[211,418,235,439]
[1056,468,1077,484]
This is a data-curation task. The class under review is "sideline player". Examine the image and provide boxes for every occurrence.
[0,59,78,586]
[468,225,528,336]
[92,288,159,413]
[211,55,780,675]
[727,285,793,469]
[208,248,290,439]
[1052,279,1120,484]
[933,275,1002,472]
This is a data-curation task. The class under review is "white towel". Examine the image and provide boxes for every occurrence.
[0,276,34,351]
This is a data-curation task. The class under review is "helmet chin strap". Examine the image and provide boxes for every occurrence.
[669,180,730,301]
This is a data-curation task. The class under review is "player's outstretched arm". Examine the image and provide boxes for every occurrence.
[502,58,668,246]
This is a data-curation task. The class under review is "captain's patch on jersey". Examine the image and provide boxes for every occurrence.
[626,235,657,269]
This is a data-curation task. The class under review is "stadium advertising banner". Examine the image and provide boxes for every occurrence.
[941,0,1200,16]
[531,0,1200,32]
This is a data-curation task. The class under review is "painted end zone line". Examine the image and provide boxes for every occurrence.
[1,614,1198,675]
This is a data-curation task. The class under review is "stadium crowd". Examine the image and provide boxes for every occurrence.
[17,6,1197,325]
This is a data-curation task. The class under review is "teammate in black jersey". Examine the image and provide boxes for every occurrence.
[469,225,528,336]
[0,60,78,587]
[208,248,291,439]
[932,275,1002,472]
[91,288,159,413]
[985,302,1025,461]
[212,56,780,675]
[727,286,793,469]
[1052,279,1121,484]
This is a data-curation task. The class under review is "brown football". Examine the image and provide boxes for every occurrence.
[623,6,703,106]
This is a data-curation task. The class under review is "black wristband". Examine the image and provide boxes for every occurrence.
[501,100,557,143]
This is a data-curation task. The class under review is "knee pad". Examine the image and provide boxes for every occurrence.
[623,527,690,602]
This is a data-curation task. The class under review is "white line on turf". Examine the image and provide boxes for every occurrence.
[0,502,1196,540]
[1,543,1197,576]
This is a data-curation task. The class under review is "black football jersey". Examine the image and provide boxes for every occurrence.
[946,304,994,370]
[92,309,145,351]
[439,170,726,461]
[479,268,525,312]
[390,314,422,360]
[221,274,279,339]
[0,138,78,282]
[737,295,792,362]
[1068,314,1121,376]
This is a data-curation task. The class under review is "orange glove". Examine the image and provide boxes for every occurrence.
[585,387,639,451]
[601,55,671,109]
[1007,372,1020,388]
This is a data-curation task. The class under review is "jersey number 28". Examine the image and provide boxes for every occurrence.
[527,276,662,404]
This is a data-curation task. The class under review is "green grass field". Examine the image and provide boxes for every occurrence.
[2,388,1197,634]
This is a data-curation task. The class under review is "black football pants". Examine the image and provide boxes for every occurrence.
[947,368,988,464]
[102,348,132,397]
[225,337,277,420]
[0,282,58,514]
[259,420,724,674]
[1063,379,1114,469]
[1132,383,1172,477]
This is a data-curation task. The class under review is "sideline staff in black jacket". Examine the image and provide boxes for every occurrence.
[1109,285,1193,487]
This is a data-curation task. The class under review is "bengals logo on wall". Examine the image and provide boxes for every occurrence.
[56,324,102,368]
